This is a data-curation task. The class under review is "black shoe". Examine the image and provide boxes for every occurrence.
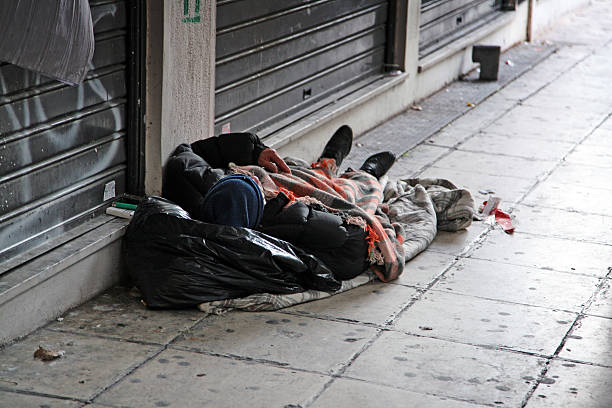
[359,151,396,179]
[320,125,353,167]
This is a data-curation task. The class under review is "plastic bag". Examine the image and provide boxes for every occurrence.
[123,197,341,309]
[0,0,94,85]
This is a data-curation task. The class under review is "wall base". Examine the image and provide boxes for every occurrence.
[0,218,127,346]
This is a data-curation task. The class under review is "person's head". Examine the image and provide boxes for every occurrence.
[200,174,264,228]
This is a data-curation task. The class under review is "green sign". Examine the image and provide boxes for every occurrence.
[183,0,201,23]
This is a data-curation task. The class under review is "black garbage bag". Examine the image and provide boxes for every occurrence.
[123,197,341,309]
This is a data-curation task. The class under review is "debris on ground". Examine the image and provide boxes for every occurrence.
[480,197,515,234]
[478,188,496,195]
[493,208,515,234]
[481,197,501,216]
[466,102,475,107]
[410,104,423,111]
[505,59,514,66]
[34,346,65,361]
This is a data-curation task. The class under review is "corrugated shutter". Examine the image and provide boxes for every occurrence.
[215,0,389,135]
[419,0,502,58]
[0,0,128,265]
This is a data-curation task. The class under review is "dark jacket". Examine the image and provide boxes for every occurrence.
[163,133,266,221]
[163,133,368,280]
[261,193,369,280]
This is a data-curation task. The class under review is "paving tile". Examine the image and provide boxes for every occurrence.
[567,68,612,84]
[512,101,605,127]
[419,166,534,204]
[0,329,158,400]
[583,127,612,147]
[435,258,601,311]
[511,204,612,245]
[0,391,80,408]
[428,79,503,108]
[537,83,612,106]
[284,281,419,326]
[522,93,612,116]
[421,85,480,113]
[544,44,592,69]
[432,149,553,180]
[398,144,451,166]
[525,360,612,408]
[469,230,612,277]
[525,56,577,78]
[547,15,612,48]
[497,75,551,101]
[47,287,203,344]
[485,120,592,143]
[172,312,377,374]
[484,104,599,143]
[344,331,545,406]
[426,221,489,256]
[600,117,612,131]
[559,315,612,365]
[394,250,457,287]
[344,130,434,174]
[395,291,576,355]
[451,93,517,131]
[565,143,612,168]
[523,180,612,216]
[423,126,476,148]
[586,279,612,319]
[385,156,421,180]
[458,132,575,161]
[96,349,328,408]
[311,377,483,408]
[545,162,612,191]
[351,108,460,164]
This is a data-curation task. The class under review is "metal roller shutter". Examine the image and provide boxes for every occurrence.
[215,0,390,135]
[0,0,129,265]
[419,0,502,58]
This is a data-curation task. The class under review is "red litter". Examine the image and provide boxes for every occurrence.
[481,200,515,234]
[492,208,514,234]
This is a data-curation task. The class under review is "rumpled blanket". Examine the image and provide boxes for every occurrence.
[384,178,474,231]
[232,158,406,283]
[198,174,474,314]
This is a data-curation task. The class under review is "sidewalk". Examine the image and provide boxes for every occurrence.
[2,2,612,407]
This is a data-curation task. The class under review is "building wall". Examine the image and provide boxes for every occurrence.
[277,0,530,161]
[144,0,589,190]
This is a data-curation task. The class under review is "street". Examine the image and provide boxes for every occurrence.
[1,1,612,407]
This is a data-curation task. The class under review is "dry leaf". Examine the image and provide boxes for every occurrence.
[34,346,65,361]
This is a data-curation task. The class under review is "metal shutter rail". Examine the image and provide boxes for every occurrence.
[215,0,389,135]
[0,0,128,266]
[419,0,502,58]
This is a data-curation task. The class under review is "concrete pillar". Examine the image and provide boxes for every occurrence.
[404,0,422,80]
[144,0,216,195]
[144,1,163,195]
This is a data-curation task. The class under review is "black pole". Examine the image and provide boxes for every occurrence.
[127,0,146,196]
